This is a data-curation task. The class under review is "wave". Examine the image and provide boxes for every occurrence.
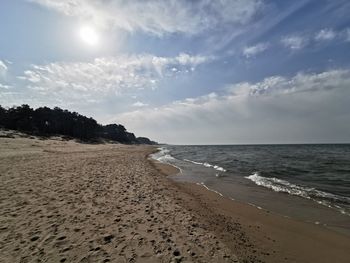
[184,159,227,172]
[246,172,350,215]
[151,147,175,162]
[150,147,183,174]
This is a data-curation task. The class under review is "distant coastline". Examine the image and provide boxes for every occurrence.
[0,104,157,145]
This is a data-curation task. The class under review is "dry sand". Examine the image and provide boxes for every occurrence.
[0,134,349,262]
[0,135,238,263]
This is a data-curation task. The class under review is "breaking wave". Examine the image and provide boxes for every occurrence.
[246,172,350,215]
[184,159,227,172]
[151,147,176,162]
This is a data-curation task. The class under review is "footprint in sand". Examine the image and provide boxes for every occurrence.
[30,236,40,242]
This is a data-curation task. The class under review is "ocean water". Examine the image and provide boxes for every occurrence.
[151,144,350,234]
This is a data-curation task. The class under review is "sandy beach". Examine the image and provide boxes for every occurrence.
[1,135,349,262]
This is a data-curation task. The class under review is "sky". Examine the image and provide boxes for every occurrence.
[1,0,350,144]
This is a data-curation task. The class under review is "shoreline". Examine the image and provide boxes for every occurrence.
[1,137,349,263]
[150,147,350,235]
[148,153,350,263]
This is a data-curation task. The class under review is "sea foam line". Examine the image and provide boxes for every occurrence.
[150,147,183,174]
[246,172,350,216]
[196,182,224,197]
[197,183,267,211]
[184,159,227,172]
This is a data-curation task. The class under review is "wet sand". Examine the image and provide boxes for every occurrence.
[152,158,350,263]
[1,134,349,262]
[174,183,350,263]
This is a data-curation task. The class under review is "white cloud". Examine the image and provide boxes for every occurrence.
[281,35,307,50]
[231,69,350,96]
[29,0,262,36]
[0,83,11,90]
[315,28,336,41]
[0,60,8,77]
[17,53,210,104]
[132,101,148,107]
[344,28,350,42]
[114,69,350,144]
[0,60,16,95]
[242,43,269,58]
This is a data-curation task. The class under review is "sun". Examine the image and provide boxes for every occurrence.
[79,26,99,46]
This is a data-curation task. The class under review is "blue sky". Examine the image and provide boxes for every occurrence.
[1,0,350,144]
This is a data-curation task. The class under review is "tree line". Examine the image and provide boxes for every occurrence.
[0,104,157,144]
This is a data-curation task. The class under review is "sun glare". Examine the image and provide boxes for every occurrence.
[79,26,99,46]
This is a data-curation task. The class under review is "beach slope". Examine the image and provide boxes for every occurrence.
[0,135,349,262]
[0,136,239,262]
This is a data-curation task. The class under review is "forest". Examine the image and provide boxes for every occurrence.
[0,104,157,144]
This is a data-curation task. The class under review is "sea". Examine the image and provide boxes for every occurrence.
[151,144,350,235]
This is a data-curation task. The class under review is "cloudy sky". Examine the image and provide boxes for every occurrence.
[1,0,350,144]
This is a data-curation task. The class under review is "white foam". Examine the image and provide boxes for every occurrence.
[184,159,202,165]
[169,163,183,174]
[246,172,350,216]
[197,182,224,197]
[246,172,310,198]
[151,147,179,163]
[184,159,227,172]
[247,202,263,210]
[150,147,182,174]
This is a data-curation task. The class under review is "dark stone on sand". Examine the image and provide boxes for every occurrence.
[173,249,180,256]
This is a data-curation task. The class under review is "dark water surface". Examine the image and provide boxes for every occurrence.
[151,144,350,235]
